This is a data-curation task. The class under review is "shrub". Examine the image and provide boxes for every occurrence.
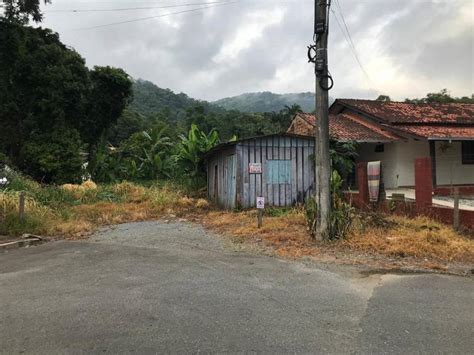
[306,170,354,240]
[0,191,55,236]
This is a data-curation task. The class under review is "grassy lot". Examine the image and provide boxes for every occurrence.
[0,176,208,238]
[1,175,473,267]
[205,209,474,265]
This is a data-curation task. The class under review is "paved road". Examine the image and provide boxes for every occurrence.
[1,221,473,354]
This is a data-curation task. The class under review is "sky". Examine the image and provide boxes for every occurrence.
[35,0,474,101]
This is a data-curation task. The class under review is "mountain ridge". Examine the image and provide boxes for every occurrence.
[212,91,320,113]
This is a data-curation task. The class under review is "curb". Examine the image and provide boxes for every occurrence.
[0,234,44,251]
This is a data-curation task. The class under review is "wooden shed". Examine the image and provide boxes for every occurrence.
[206,133,315,209]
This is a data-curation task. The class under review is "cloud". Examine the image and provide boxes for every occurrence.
[39,0,473,101]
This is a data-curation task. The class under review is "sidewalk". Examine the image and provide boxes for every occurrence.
[385,188,474,212]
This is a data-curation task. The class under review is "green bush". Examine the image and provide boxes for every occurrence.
[306,170,354,240]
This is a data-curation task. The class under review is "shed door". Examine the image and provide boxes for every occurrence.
[223,154,236,209]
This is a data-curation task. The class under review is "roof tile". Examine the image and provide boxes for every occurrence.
[336,99,474,124]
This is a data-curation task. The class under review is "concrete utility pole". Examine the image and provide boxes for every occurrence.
[312,0,331,239]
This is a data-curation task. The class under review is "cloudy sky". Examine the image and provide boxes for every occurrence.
[37,0,473,101]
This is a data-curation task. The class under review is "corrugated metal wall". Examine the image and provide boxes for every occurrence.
[237,136,315,208]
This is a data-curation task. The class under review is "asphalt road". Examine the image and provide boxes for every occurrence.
[1,221,473,354]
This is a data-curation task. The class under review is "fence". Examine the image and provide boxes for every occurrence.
[348,158,474,230]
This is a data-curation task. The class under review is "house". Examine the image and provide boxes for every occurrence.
[205,133,315,209]
[288,99,474,191]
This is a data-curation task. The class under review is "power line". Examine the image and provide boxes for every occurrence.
[45,1,227,13]
[65,2,236,32]
[331,0,376,89]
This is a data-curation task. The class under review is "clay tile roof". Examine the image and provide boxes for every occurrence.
[293,113,401,142]
[336,99,474,124]
[394,125,474,139]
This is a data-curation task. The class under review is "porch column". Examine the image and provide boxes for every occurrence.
[414,157,433,210]
[356,162,369,207]
[429,140,437,188]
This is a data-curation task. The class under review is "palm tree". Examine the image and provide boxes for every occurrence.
[282,104,303,116]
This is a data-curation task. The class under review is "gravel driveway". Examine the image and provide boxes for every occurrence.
[1,221,473,353]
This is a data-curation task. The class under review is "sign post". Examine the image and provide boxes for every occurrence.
[256,196,264,228]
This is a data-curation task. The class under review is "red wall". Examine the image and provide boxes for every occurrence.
[348,159,474,230]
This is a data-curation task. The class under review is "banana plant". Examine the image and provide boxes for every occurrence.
[135,126,173,179]
[175,124,220,185]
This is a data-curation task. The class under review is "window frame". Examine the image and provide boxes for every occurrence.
[374,144,384,153]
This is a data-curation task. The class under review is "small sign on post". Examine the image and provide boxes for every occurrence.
[256,196,264,228]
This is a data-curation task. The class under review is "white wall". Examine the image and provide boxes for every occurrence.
[356,140,429,188]
[396,140,430,187]
[357,140,474,188]
[435,141,474,185]
[357,142,399,188]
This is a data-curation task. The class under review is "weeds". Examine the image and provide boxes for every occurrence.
[206,208,474,264]
[0,174,194,237]
[306,170,354,240]
[339,215,474,263]
[1,172,472,267]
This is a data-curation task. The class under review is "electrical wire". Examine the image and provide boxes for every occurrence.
[64,2,236,32]
[331,0,376,89]
[44,1,227,13]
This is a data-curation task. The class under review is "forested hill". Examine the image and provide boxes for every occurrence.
[128,79,223,118]
[213,92,321,113]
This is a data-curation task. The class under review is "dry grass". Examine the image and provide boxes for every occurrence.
[205,209,474,264]
[204,209,318,258]
[0,181,204,238]
[340,215,474,263]
[2,176,473,266]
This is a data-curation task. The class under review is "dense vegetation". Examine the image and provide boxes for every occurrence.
[377,90,474,104]
[128,79,224,121]
[1,2,472,192]
[0,21,132,184]
[126,80,302,140]
[0,20,301,187]
[213,91,325,113]
[404,89,474,104]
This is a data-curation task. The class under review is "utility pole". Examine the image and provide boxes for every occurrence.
[309,0,332,239]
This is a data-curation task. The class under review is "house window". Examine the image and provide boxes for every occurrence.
[374,144,384,153]
[461,141,474,164]
[266,160,291,184]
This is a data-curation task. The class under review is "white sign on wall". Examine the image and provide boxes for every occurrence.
[256,196,265,209]
[249,163,262,174]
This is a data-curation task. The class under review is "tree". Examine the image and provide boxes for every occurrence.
[1,0,50,24]
[108,110,146,146]
[282,104,303,116]
[84,66,133,173]
[0,22,132,183]
[405,89,474,104]
[0,23,90,182]
[21,125,83,184]
[376,95,391,102]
